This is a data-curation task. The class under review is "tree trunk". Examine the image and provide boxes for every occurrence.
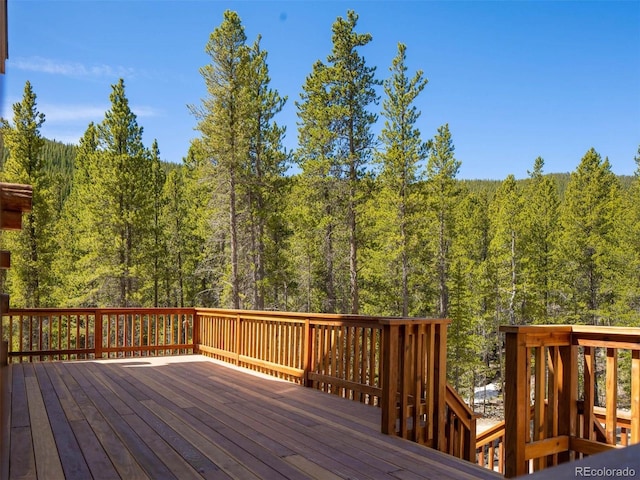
[229,166,240,309]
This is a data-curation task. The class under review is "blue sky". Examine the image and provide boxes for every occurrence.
[1,0,639,180]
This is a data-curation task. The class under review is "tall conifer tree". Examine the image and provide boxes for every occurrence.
[296,60,341,313]
[426,123,460,318]
[52,124,99,306]
[488,175,522,325]
[559,148,622,325]
[1,81,54,307]
[520,157,559,323]
[60,79,153,306]
[192,10,250,309]
[245,36,288,310]
[373,42,428,316]
[296,10,379,313]
[148,140,167,306]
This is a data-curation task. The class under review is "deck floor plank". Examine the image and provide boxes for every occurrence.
[151,364,376,478]
[174,365,419,479]
[32,363,91,480]
[65,363,177,480]
[2,355,500,480]
[60,364,149,480]
[47,363,120,480]
[124,362,344,480]
[78,363,227,480]
[24,366,65,479]
[89,363,254,480]
[182,363,442,479]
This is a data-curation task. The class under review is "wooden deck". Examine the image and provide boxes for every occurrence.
[1,355,499,480]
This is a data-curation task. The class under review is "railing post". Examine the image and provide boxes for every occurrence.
[504,329,528,478]
[94,309,102,359]
[557,341,577,463]
[605,348,618,445]
[192,309,200,354]
[583,346,595,441]
[302,318,311,387]
[433,321,447,452]
[632,350,640,444]
[234,313,241,365]
[381,321,398,436]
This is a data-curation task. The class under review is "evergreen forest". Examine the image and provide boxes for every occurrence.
[1,10,639,400]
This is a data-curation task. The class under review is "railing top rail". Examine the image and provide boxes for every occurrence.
[445,382,477,422]
[500,324,640,334]
[4,307,449,328]
[195,307,449,325]
[97,308,196,314]
[499,324,640,349]
[5,307,197,315]
[476,420,506,445]
[5,308,100,315]
[570,325,640,335]
[499,325,574,334]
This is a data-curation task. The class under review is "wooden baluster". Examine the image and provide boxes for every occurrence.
[426,323,435,444]
[557,342,577,463]
[19,314,23,363]
[632,349,640,444]
[534,346,546,471]
[583,346,595,441]
[235,314,241,366]
[547,346,560,467]
[302,319,311,387]
[605,348,618,445]
[94,311,102,359]
[192,312,198,354]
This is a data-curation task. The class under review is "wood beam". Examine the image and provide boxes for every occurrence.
[0,251,9,269]
[0,182,33,213]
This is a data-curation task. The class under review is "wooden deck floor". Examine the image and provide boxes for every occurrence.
[1,355,500,480]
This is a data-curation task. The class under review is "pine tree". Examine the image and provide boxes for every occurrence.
[426,123,461,318]
[191,10,251,309]
[488,174,523,325]
[520,157,560,323]
[558,148,622,325]
[148,140,167,306]
[296,60,342,313]
[58,79,153,307]
[162,164,205,307]
[0,81,55,307]
[446,190,486,399]
[628,146,640,325]
[372,42,428,316]
[244,36,289,310]
[296,10,379,313]
[616,145,640,326]
[52,124,99,306]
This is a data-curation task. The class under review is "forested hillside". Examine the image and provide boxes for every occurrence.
[1,11,638,400]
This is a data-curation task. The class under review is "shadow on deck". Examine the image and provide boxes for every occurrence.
[0,355,499,480]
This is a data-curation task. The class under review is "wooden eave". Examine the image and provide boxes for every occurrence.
[0,182,33,231]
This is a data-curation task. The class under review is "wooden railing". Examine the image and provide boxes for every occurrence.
[1,307,465,458]
[196,310,452,449]
[500,325,640,477]
[0,308,195,361]
[445,383,477,462]
[476,419,505,473]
